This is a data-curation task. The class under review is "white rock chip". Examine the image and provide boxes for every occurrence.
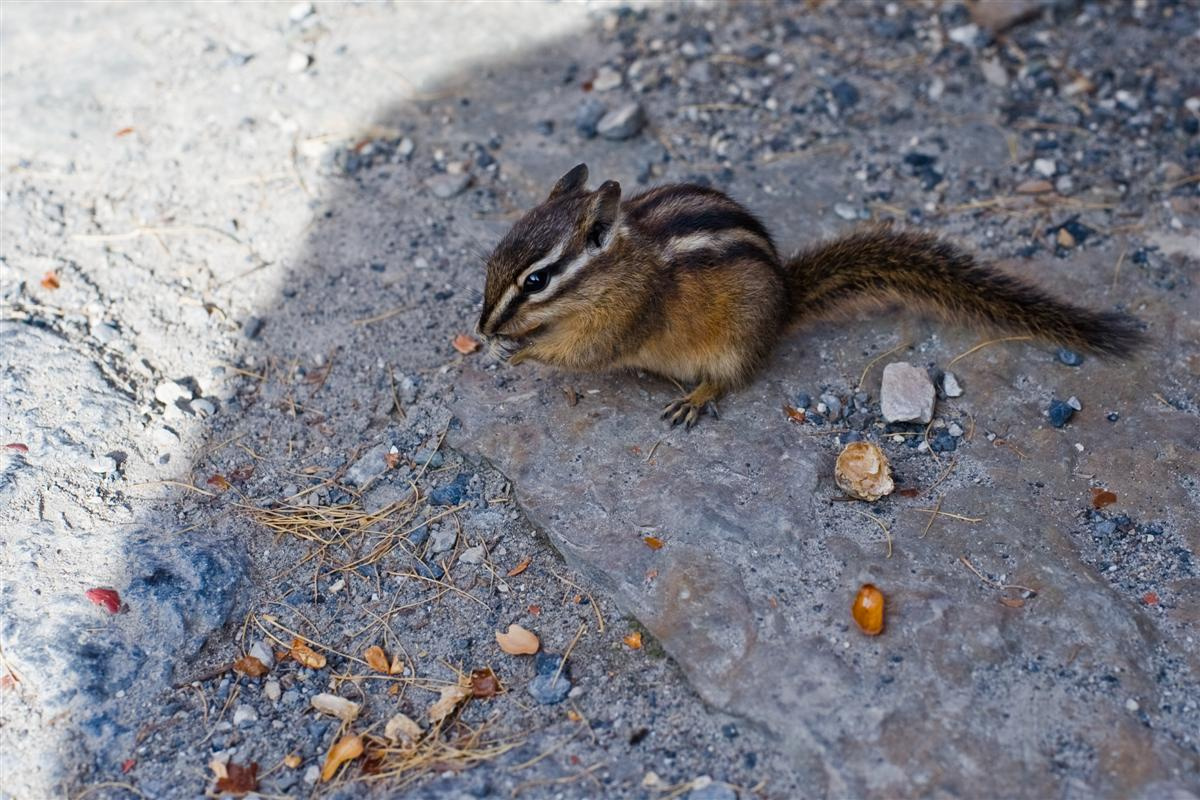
[287,52,313,74]
[154,380,192,405]
[249,640,275,669]
[592,66,623,92]
[152,426,180,450]
[87,455,117,474]
[880,363,935,423]
[596,102,646,140]
[232,704,258,726]
[941,371,964,397]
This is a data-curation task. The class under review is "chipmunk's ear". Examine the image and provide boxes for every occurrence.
[547,163,589,200]
[583,180,621,250]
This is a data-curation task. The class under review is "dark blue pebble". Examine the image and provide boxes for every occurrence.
[414,559,444,580]
[535,120,554,136]
[535,652,566,676]
[1063,220,1092,243]
[1048,400,1075,428]
[904,152,937,168]
[722,723,739,738]
[430,473,470,506]
[408,524,430,548]
[931,432,957,453]
[795,393,811,409]
[1057,348,1083,366]
[841,432,864,444]
[1094,520,1117,536]
[527,673,571,705]
[830,80,860,108]
[1107,412,1120,422]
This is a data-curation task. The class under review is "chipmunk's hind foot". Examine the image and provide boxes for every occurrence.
[660,382,722,429]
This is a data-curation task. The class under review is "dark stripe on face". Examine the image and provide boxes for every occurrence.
[487,251,576,333]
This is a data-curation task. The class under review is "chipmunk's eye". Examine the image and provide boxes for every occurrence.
[522,267,550,294]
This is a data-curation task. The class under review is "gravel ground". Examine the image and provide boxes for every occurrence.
[1,1,1197,799]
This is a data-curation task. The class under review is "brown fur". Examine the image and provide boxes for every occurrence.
[478,166,1145,427]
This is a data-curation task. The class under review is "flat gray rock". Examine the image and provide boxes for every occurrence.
[880,361,935,423]
[451,309,1200,796]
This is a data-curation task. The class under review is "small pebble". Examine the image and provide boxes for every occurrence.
[152,427,180,449]
[232,705,258,726]
[1047,400,1075,428]
[794,393,811,409]
[1125,698,1140,712]
[947,422,964,437]
[190,398,216,418]
[833,202,859,221]
[592,65,623,92]
[287,52,313,74]
[819,393,843,420]
[427,173,471,200]
[830,80,860,108]
[528,673,572,705]
[1067,396,1082,411]
[249,640,275,669]
[948,24,981,45]
[87,456,117,474]
[413,447,444,468]
[429,528,457,554]
[941,371,963,397]
[931,432,957,453]
[459,545,485,564]
[303,765,320,785]
[574,99,607,138]
[596,102,646,140]
[288,2,314,22]
[430,473,470,506]
[243,316,265,340]
[1057,348,1083,366]
[1033,158,1057,177]
[980,58,1007,88]
[1107,412,1120,422]
[154,380,193,405]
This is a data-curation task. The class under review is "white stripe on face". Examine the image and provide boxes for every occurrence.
[523,250,590,306]
[515,238,568,286]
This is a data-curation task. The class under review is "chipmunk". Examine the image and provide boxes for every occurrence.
[477,164,1144,428]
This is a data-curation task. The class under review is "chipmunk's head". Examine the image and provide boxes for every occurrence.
[477,164,621,348]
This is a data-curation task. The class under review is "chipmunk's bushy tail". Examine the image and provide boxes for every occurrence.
[782,227,1145,356]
